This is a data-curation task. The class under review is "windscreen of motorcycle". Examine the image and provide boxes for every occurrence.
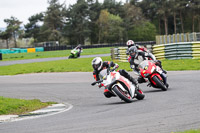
[99,69,108,80]
[138,60,149,69]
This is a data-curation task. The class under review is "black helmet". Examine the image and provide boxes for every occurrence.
[129,46,138,58]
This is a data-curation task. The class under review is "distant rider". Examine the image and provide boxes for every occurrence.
[128,46,168,87]
[92,57,139,98]
[75,44,83,57]
[126,40,156,61]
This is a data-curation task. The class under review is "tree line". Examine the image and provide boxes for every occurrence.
[0,0,199,47]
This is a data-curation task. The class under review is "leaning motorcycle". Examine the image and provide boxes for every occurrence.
[91,68,145,103]
[138,60,168,91]
[68,49,81,59]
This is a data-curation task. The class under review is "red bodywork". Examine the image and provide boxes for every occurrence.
[139,60,163,86]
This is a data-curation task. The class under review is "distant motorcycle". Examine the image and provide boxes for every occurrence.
[91,67,145,103]
[138,60,168,91]
[68,45,82,59]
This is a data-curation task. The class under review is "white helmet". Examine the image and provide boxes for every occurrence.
[126,40,135,48]
[92,57,103,71]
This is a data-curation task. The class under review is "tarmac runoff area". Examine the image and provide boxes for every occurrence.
[0,103,73,123]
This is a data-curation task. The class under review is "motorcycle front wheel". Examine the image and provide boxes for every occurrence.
[113,86,134,103]
[152,76,167,91]
[68,55,73,59]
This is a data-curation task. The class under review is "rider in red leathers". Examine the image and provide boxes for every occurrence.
[128,46,168,88]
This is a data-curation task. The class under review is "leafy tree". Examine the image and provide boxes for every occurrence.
[87,0,102,44]
[177,0,188,33]
[96,9,110,43]
[24,13,44,42]
[0,30,12,48]
[128,21,157,41]
[63,0,90,45]
[97,9,124,43]
[102,0,123,15]
[170,0,179,34]
[40,0,65,43]
[4,16,22,48]
[122,3,146,40]
[188,0,200,32]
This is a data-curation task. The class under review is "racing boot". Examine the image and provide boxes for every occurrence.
[104,89,116,98]
[119,70,137,84]
[160,73,169,88]
[137,76,147,83]
[119,69,139,89]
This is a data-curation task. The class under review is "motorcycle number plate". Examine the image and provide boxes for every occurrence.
[156,66,162,74]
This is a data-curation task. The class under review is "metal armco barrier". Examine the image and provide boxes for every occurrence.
[111,47,129,62]
[152,42,200,60]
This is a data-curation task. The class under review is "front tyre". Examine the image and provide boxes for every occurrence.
[152,76,167,91]
[68,55,73,59]
[112,86,134,103]
[135,89,145,100]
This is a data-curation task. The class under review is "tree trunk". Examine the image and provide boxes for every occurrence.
[13,32,17,48]
[199,18,200,32]
[6,39,9,49]
[180,11,184,33]
[158,18,161,34]
[192,14,195,32]
[164,15,168,35]
[98,29,101,44]
[173,12,177,34]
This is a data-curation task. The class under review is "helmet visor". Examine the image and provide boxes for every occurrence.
[92,62,101,70]
[130,52,135,56]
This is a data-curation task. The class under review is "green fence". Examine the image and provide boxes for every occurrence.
[0,47,44,54]
[156,32,200,45]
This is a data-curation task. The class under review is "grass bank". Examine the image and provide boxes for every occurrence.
[175,129,200,133]
[0,57,200,75]
[0,96,56,115]
[2,47,111,61]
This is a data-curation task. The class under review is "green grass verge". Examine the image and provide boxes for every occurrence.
[0,96,56,115]
[2,47,111,61]
[0,57,200,75]
[162,59,200,71]
[174,129,200,133]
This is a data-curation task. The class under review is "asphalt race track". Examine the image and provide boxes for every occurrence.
[0,71,200,133]
[0,54,110,66]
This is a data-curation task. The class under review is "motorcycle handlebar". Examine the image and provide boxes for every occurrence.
[91,80,103,86]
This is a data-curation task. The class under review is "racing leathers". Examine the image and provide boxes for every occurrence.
[74,44,83,57]
[129,51,168,86]
[93,61,139,98]
[127,45,156,62]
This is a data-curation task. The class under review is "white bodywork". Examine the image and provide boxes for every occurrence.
[99,69,136,98]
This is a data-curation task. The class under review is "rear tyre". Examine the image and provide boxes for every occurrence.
[135,89,145,100]
[152,76,167,91]
[113,86,134,103]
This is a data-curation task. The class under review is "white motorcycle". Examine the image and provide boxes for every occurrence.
[91,68,145,103]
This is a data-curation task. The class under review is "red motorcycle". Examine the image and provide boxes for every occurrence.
[138,60,168,91]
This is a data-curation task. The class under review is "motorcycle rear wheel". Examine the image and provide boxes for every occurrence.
[152,76,167,91]
[113,86,134,103]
